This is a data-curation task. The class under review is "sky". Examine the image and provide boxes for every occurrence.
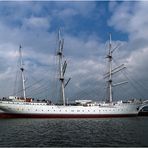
[0,1,148,102]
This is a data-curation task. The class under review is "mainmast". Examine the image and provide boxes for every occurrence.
[19,45,26,100]
[57,29,66,106]
[107,33,113,103]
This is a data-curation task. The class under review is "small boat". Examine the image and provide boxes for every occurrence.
[138,100,148,116]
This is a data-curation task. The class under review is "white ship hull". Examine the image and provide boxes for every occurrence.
[0,34,142,119]
[0,101,140,118]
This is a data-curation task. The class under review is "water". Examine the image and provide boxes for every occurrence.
[0,117,148,147]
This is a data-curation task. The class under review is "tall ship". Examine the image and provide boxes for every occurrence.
[0,32,144,118]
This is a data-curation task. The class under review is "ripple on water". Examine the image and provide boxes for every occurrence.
[0,117,148,147]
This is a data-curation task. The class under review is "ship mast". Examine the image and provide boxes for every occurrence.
[107,33,113,103]
[57,29,66,106]
[105,34,127,103]
[19,45,26,100]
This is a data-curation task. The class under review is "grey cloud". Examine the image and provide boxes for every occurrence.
[0,1,148,101]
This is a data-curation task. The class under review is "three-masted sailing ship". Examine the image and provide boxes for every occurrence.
[0,32,143,118]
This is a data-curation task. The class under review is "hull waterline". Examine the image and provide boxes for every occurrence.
[0,113,138,118]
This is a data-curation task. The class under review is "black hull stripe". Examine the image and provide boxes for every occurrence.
[0,113,138,118]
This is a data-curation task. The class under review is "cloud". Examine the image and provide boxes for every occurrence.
[53,8,78,19]
[108,1,148,70]
[0,1,147,101]
[108,1,148,99]
[109,1,148,41]
[53,1,97,18]
[126,47,148,79]
[23,16,50,30]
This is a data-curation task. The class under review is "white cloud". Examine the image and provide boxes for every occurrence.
[108,1,148,99]
[109,1,148,41]
[126,47,148,76]
[0,1,148,100]
[24,16,50,30]
[54,8,78,19]
[108,1,148,69]
[53,1,96,18]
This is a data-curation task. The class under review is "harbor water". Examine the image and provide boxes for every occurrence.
[0,117,148,147]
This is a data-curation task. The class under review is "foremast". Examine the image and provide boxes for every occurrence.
[19,45,26,100]
[105,34,127,103]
